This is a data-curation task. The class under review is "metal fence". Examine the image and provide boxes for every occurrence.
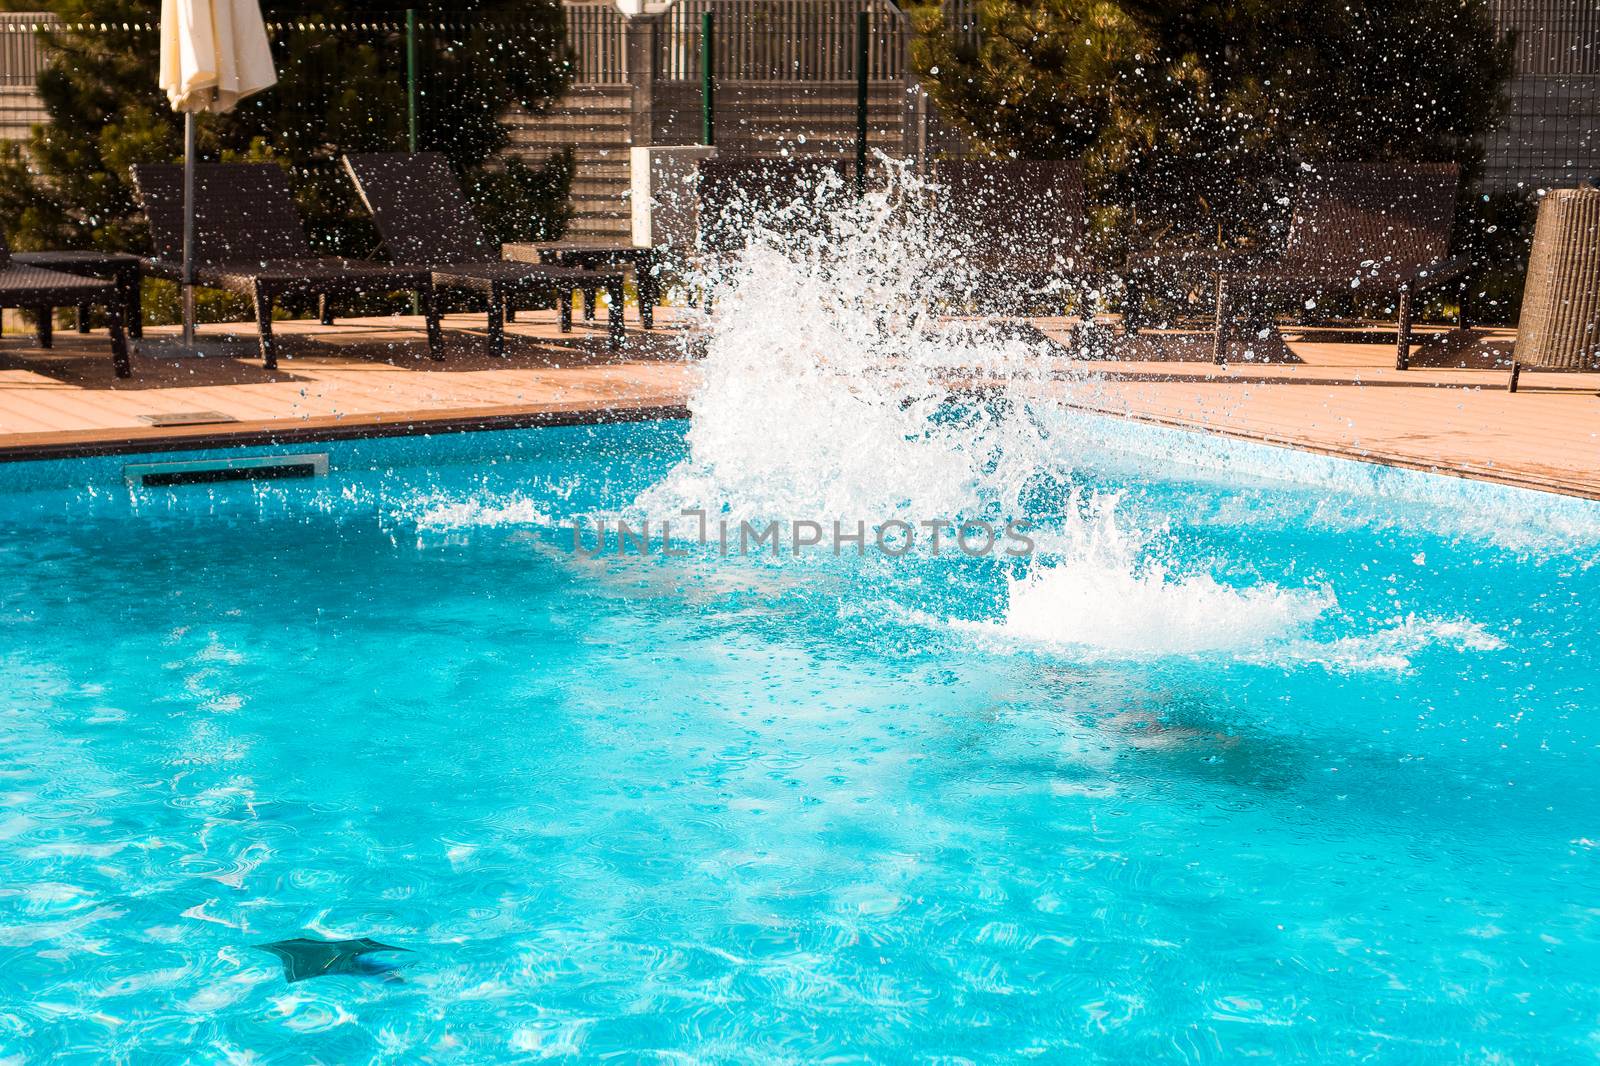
[1492,0,1600,76]
[1484,0,1600,190]
[0,4,915,95]
[0,13,55,87]
[652,0,905,83]
[566,2,628,85]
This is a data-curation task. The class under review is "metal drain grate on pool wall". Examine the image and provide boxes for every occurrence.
[124,453,330,488]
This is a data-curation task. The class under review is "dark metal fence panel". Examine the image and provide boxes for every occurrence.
[1485,0,1600,190]
[653,0,905,83]
[0,13,54,88]
[566,2,629,85]
[1492,0,1600,76]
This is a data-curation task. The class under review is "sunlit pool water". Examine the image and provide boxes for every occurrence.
[3,418,1600,1063]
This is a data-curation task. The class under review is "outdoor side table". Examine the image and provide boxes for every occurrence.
[503,241,662,329]
[10,251,143,342]
[1509,186,1600,392]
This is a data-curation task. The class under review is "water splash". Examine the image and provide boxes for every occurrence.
[396,492,554,532]
[1267,616,1507,674]
[642,162,1082,526]
[639,162,1331,656]
[973,550,1335,658]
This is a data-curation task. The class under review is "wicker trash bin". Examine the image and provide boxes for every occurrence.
[1509,186,1600,391]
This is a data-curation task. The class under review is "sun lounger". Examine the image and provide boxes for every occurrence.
[342,152,625,353]
[9,251,143,340]
[1212,162,1469,368]
[1120,161,1259,333]
[503,240,663,330]
[131,163,443,369]
[0,234,131,376]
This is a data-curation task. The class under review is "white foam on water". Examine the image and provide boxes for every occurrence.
[395,493,554,532]
[950,497,1334,655]
[944,570,1502,668]
[977,559,1333,656]
[1263,615,1507,673]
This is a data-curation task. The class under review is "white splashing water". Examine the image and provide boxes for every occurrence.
[996,563,1332,654]
[1266,616,1506,674]
[637,162,1338,656]
[397,492,554,532]
[640,165,1076,524]
[966,499,1336,655]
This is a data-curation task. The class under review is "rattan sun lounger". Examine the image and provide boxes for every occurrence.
[502,240,663,330]
[9,251,143,340]
[131,163,443,369]
[1212,163,1469,368]
[928,159,1092,314]
[695,157,856,257]
[0,234,131,376]
[1119,161,1264,333]
[342,153,625,353]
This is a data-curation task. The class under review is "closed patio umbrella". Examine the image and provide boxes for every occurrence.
[152,0,276,352]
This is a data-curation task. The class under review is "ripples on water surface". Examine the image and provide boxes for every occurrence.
[1,419,1599,1063]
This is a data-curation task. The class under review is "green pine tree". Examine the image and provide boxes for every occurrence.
[912,0,1515,244]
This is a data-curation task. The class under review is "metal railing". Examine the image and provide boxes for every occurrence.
[1490,0,1600,76]
[942,0,979,45]
[0,3,922,93]
[566,2,628,84]
[0,13,57,87]
[652,0,906,83]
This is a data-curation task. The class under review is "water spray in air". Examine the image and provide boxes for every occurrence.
[638,161,1334,656]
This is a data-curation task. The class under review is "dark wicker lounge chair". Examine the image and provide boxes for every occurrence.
[502,240,663,330]
[1121,161,1259,333]
[696,157,856,256]
[342,152,625,353]
[0,234,131,376]
[131,163,442,370]
[928,159,1091,314]
[1212,163,1468,368]
[9,250,143,341]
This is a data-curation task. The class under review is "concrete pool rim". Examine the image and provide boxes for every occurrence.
[2,400,1599,529]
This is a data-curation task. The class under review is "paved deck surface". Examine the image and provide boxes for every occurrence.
[0,310,695,460]
[1032,319,1600,499]
[1,309,1597,500]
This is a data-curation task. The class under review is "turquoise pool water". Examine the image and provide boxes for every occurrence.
[3,419,1600,1063]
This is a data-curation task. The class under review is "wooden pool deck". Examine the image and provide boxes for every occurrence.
[1,310,1597,500]
[1034,318,1600,500]
[0,311,696,461]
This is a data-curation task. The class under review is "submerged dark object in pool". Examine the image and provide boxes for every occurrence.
[254,936,412,983]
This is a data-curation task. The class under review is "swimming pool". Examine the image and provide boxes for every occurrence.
[3,413,1599,1063]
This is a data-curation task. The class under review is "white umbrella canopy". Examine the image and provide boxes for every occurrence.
[159,0,276,114]
[148,0,277,354]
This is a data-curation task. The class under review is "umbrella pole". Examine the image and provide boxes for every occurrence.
[181,111,196,348]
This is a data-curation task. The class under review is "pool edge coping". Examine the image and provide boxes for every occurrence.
[1061,398,1600,504]
[0,401,692,465]
[4,390,1595,506]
